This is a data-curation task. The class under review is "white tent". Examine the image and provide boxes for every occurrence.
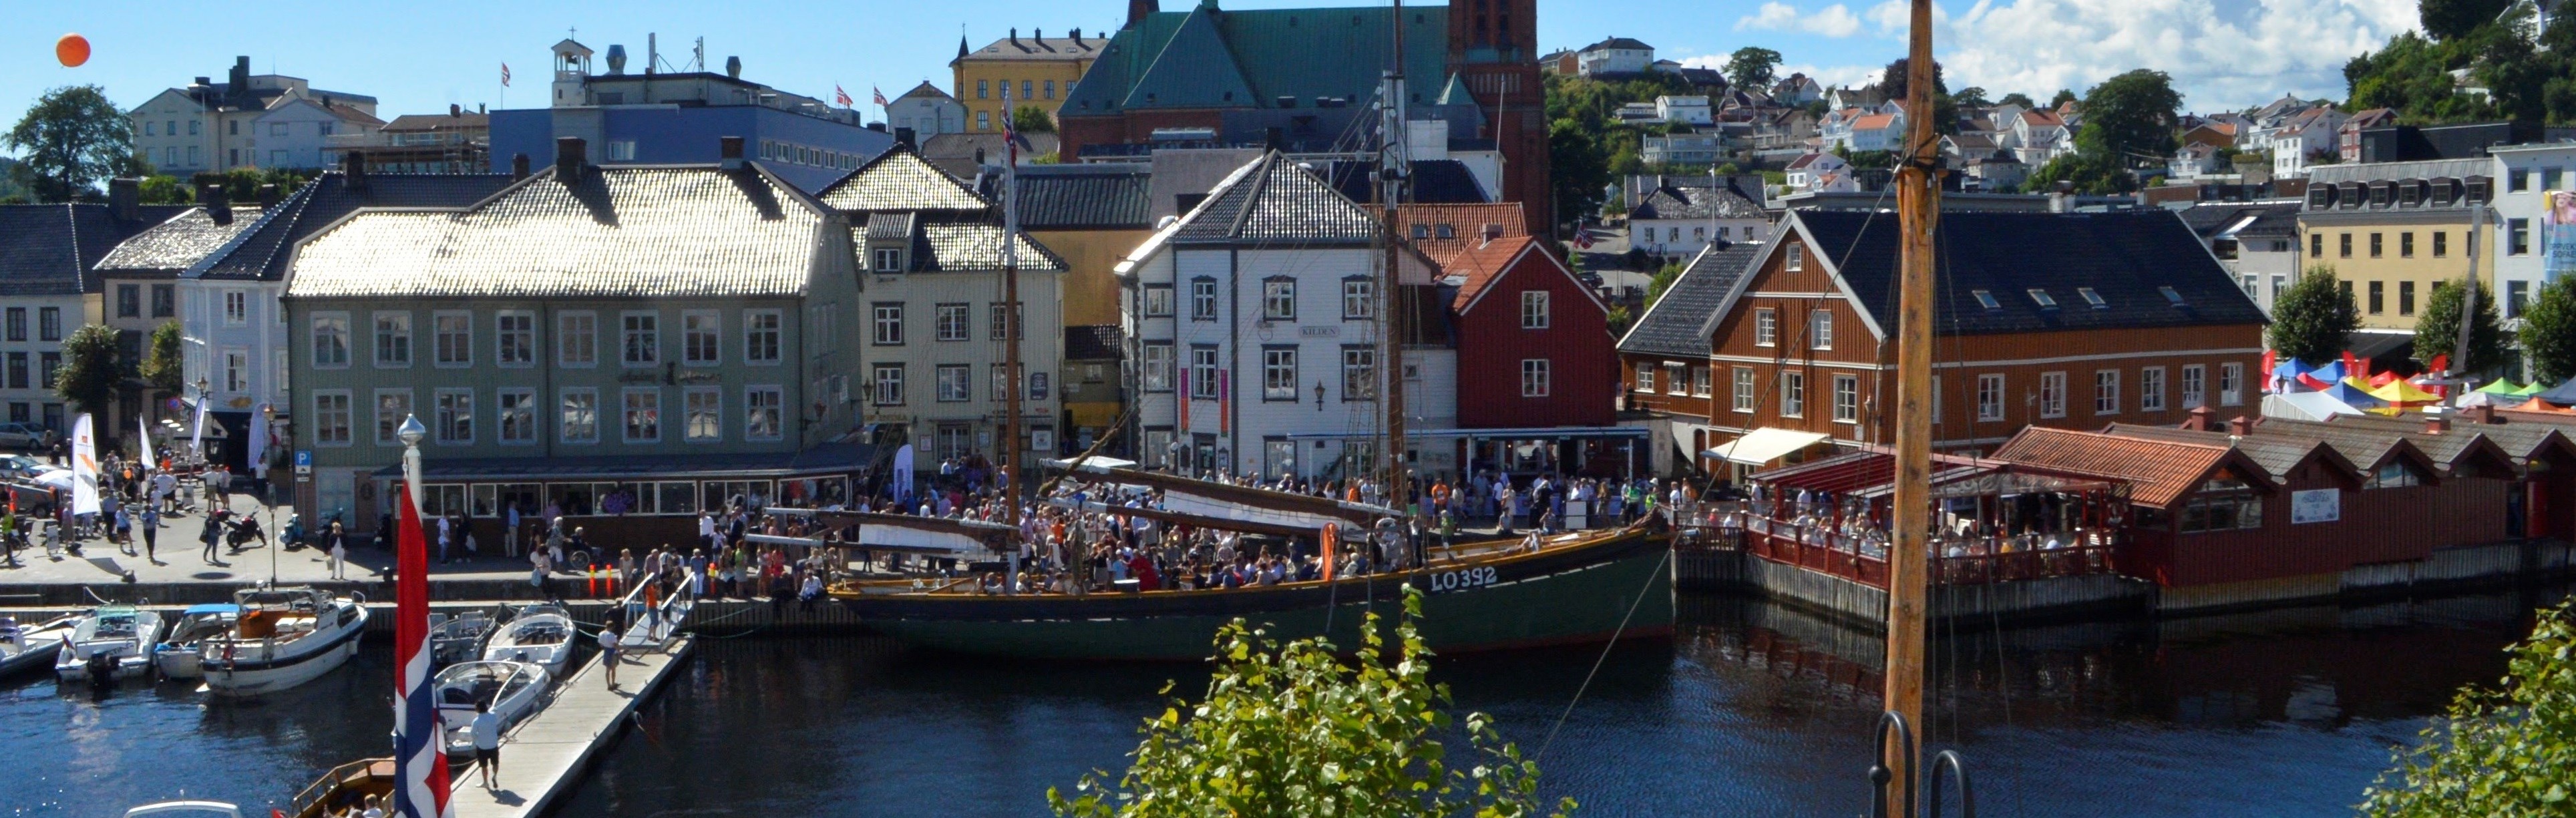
[2263,391,2364,422]
[1702,428,1832,465]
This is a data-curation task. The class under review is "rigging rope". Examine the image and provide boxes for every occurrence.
[1535,544,1673,763]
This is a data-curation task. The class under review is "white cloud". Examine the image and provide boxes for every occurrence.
[1736,2,1866,38]
[1933,0,2418,110]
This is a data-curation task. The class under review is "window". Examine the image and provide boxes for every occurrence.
[1521,291,1550,329]
[560,389,598,443]
[2159,286,2185,307]
[2368,280,2385,314]
[2552,166,2568,191]
[2512,218,2532,255]
[2179,477,2263,533]
[150,284,173,317]
[683,311,720,364]
[2219,363,2244,405]
[1785,242,1804,271]
[1344,278,1376,320]
[1143,286,1174,318]
[2369,232,2383,258]
[2076,287,2106,309]
[2368,460,2426,489]
[2400,281,2416,316]
[2511,280,2531,319]
[311,314,350,367]
[1190,347,1221,399]
[1809,311,1832,349]
[1971,289,2001,310]
[1831,374,1858,423]
[1262,279,1296,321]
[990,366,1017,404]
[936,365,972,402]
[2141,367,2167,412]
[270,122,287,137]
[1692,365,1712,397]
[1732,367,1755,413]
[613,312,659,366]
[433,313,471,367]
[1977,374,2004,421]
[558,312,597,366]
[743,310,781,364]
[37,353,56,390]
[1262,348,1298,400]
[223,349,248,392]
[2182,365,2207,409]
[622,389,662,442]
[745,386,783,441]
[375,389,414,446]
[2094,370,2120,414]
[2027,288,2058,309]
[990,303,1020,340]
[1521,359,1551,397]
[313,391,352,446]
[874,363,907,405]
[1142,343,1174,391]
[115,285,138,318]
[1342,347,1377,400]
[490,313,534,367]
[498,389,537,443]
[2339,232,2352,258]
[2514,170,2534,192]
[2037,371,2066,417]
[1754,308,1777,346]
[1045,79,1056,99]
[1666,363,1687,395]
[873,247,902,272]
[223,291,248,325]
[5,354,24,389]
[373,312,412,367]
[2311,233,2324,257]
[1634,361,1655,392]
[2434,231,2449,257]
[435,389,474,445]
[1190,278,1218,321]
[684,387,721,442]
[1779,371,1805,417]
[2401,232,2415,257]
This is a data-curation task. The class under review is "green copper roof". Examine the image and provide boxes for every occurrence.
[1066,2,1451,114]
[1435,72,1472,106]
[1127,7,1258,109]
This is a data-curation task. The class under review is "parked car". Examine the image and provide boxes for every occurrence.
[0,423,52,450]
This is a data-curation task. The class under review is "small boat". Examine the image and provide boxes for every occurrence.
[55,606,166,684]
[123,801,242,818]
[201,587,369,696]
[285,758,395,818]
[480,604,576,679]
[432,660,550,757]
[0,614,82,678]
[429,610,498,667]
[152,603,242,680]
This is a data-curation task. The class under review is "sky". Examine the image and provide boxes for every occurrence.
[2,0,2423,152]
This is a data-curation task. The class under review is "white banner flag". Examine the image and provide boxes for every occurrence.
[249,405,270,481]
[71,413,98,516]
[190,396,209,455]
[138,415,155,470]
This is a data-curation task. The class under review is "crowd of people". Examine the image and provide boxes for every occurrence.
[0,445,274,568]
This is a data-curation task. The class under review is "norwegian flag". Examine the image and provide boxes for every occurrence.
[1574,228,1596,250]
[500,63,511,87]
[391,485,453,818]
[1000,85,1019,162]
[836,85,854,108]
[872,87,889,107]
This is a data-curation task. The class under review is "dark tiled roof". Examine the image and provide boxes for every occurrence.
[1173,152,1378,244]
[196,172,518,282]
[915,222,1067,271]
[1063,4,1447,116]
[0,204,192,296]
[1012,164,1153,230]
[1581,37,1655,52]
[1794,209,2266,337]
[1618,240,1763,357]
[1632,182,1765,220]
[865,211,916,241]
[2100,423,2344,481]
[287,165,825,300]
[2175,201,2300,240]
[1064,325,1122,361]
[97,207,264,273]
[2328,413,2576,462]
[1326,160,1488,205]
[819,148,988,213]
[921,132,1060,179]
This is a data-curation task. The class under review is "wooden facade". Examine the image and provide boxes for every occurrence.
[1449,237,1616,428]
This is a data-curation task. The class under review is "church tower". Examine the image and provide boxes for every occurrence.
[1445,0,1549,236]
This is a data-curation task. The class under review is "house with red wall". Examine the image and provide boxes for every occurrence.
[1441,235,1614,429]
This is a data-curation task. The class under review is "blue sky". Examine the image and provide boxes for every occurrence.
[3,0,2418,149]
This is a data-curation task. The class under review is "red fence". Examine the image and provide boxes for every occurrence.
[1689,503,2121,589]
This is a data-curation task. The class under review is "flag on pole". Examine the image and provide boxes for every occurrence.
[138,415,154,470]
[500,63,512,87]
[872,87,889,107]
[189,396,209,456]
[1573,228,1596,250]
[392,484,454,818]
[1320,523,1339,582]
[1000,84,1019,164]
[69,414,98,516]
[836,85,854,108]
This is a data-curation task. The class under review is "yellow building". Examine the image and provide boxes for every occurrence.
[952,27,1102,133]
[2300,158,2499,333]
[1015,163,1154,445]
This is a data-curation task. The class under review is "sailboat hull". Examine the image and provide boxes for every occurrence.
[848,530,1674,660]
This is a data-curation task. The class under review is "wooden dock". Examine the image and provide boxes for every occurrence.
[448,631,693,818]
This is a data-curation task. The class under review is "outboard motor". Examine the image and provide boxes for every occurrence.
[86,650,115,686]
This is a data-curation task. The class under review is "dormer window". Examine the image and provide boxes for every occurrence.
[1435,224,1457,239]
[1972,290,2001,310]
[2077,287,2106,308]
[2028,288,2057,309]
[873,247,903,273]
[2159,286,2185,306]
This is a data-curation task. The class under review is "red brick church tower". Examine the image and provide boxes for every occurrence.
[1446,0,1551,236]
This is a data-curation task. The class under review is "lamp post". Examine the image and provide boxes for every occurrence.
[397,414,425,511]
[1313,381,1326,413]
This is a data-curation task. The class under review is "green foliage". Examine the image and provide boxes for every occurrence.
[1881,57,1959,136]
[1998,91,2036,109]
[54,325,123,418]
[140,322,185,395]
[1049,590,1572,818]
[2358,599,2576,817]
[2415,278,2511,375]
[196,167,312,202]
[1839,150,1896,170]
[2520,277,2576,383]
[137,175,192,204]
[2269,267,2362,365]
[2343,9,2576,126]
[1726,47,1782,91]
[2048,89,2078,108]
[1606,303,1634,336]
[5,85,145,202]
[2024,152,2137,194]
[1012,105,1058,134]
[1952,86,1991,108]
[2419,0,2516,41]
[2074,69,2182,168]
[1645,260,1686,309]
[1548,118,1610,229]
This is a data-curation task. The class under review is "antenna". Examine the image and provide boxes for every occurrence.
[693,37,705,72]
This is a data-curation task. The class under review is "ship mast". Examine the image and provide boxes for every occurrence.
[1885,0,1940,809]
[1380,0,1409,511]
[1004,104,1025,536]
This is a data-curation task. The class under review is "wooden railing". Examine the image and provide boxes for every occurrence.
[1690,502,2122,589]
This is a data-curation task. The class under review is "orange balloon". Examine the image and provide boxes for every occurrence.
[56,33,89,67]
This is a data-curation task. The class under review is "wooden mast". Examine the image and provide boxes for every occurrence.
[1003,99,1025,533]
[1381,0,1411,509]
[1886,0,1940,807]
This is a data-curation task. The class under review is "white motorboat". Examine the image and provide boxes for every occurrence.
[480,604,576,679]
[55,606,166,684]
[200,587,369,696]
[152,603,242,680]
[0,614,82,678]
[123,801,241,818]
[432,660,550,757]
[429,610,497,668]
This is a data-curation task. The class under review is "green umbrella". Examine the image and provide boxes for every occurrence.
[2478,379,2528,395]
[2515,380,2555,397]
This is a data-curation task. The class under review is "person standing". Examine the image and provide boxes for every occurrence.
[138,505,159,564]
[325,521,349,580]
[200,512,224,563]
[436,512,453,564]
[504,502,522,558]
[468,700,503,789]
[597,621,621,690]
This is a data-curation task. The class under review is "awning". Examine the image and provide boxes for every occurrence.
[1702,428,1831,465]
[1670,423,1720,461]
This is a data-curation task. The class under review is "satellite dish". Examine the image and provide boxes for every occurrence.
[605,44,627,74]
[56,33,89,67]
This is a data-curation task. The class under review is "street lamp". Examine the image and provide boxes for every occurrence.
[1314,381,1327,413]
[397,413,425,510]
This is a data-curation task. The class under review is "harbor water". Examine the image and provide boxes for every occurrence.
[4,584,2566,817]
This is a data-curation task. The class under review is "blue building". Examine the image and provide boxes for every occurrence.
[489,39,896,194]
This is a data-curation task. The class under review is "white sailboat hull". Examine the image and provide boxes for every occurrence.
[202,602,369,696]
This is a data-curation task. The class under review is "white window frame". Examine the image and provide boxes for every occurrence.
[872,303,905,346]
[1344,278,1376,320]
[936,364,972,403]
[2220,362,2245,406]
[1732,367,1755,413]
[2182,364,2208,409]
[682,310,721,365]
[1192,347,1223,400]
[1692,365,1712,397]
[222,290,249,326]
[432,311,472,369]
[1636,361,1656,393]
[373,311,413,368]
[620,311,661,367]
[874,363,908,406]
[374,389,413,447]
[495,311,536,368]
[1831,374,1859,423]
[222,348,248,393]
[1753,308,1777,347]
[1143,285,1175,318]
[1262,279,1296,321]
[1666,363,1688,395]
[312,390,353,447]
[1521,359,1551,397]
[1976,374,2004,422]
[621,388,662,443]
[2140,367,2167,412]
[1189,279,1218,321]
[2039,371,2067,418]
[560,388,599,444]
[683,385,722,443]
[745,385,784,441]
[1785,242,1805,271]
[934,303,970,342]
[1262,349,1298,401]
[2094,369,2120,415]
[1809,311,1833,350]
[1779,371,1805,417]
[558,311,598,368]
[1142,343,1175,392]
[743,309,782,365]
[497,388,538,445]
[433,388,474,445]
[1521,290,1551,329]
[311,313,351,369]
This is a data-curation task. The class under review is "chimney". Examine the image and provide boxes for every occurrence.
[478,104,486,114]
[108,178,139,222]
[511,153,531,180]
[555,136,588,184]
[1072,27,1084,45]
[1127,0,1159,29]
[2225,414,2255,436]
[1265,126,1284,152]
[726,55,742,79]
[2182,405,2215,431]
[1010,27,1020,47]
[342,150,367,190]
[449,103,462,118]
[894,127,916,150]
[1482,223,1505,241]
[2466,402,2499,425]
[2424,407,2452,435]
[255,183,279,210]
[196,174,232,226]
[719,136,746,170]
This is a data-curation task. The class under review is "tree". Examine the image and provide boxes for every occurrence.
[54,324,123,419]
[5,85,145,202]
[2521,278,2576,384]
[2420,0,2516,41]
[1725,47,1782,91]
[1646,260,1686,309]
[1011,105,1057,134]
[1952,86,1991,108]
[2415,278,2511,375]
[2048,88,2078,108]
[2359,600,2576,817]
[1998,91,2036,109]
[140,321,185,395]
[2024,152,2136,194]
[137,175,192,205]
[1049,590,1572,818]
[2268,267,2362,365]
[2074,69,2182,168]
[1881,57,1959,136]
[1548,118,1610,230]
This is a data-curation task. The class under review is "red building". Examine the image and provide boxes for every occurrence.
[1441,235,1614,428]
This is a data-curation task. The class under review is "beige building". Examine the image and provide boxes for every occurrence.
[2300,158,2497,333]
[952,27,1103,132]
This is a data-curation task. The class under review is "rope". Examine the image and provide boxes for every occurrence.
[1535,544,1673,763]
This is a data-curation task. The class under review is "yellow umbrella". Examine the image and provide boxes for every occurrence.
[2366,378,2442,415]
